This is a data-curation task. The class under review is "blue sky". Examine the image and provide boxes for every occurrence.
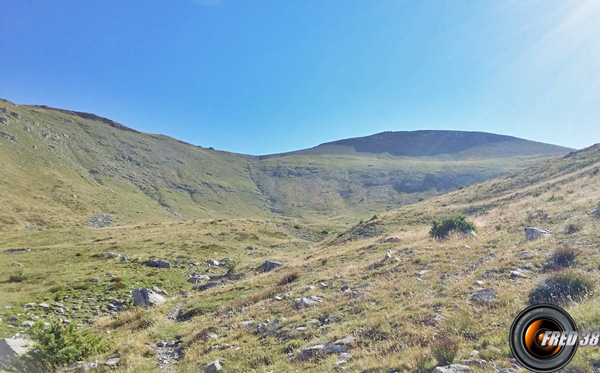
[1,1,599,155]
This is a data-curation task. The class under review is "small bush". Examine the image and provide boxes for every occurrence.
[278,272,299,285]
[432,338,458,366]
[112,281,126,290]
[20,321,108,370]
[429,214,476,240]
[529,272,594,305]
[549,247,578,268]
[8,270,26,283]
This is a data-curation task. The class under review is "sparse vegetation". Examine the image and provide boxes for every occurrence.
[429,214,476,240]
[432,338,458,366]
[549,247,579,268]
[529,272,594,305]
[7,270,26,283]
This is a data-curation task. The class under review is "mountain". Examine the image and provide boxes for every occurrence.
[262,130,570,159]
[0,99,572,230]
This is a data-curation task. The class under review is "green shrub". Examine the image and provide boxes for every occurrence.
[20,321,108,370]
[8,270,26,283]
[432,338,458,366]
[529,272,594,305]
[429,214,476,240]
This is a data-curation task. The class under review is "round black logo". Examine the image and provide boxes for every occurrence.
[509,304,578,372]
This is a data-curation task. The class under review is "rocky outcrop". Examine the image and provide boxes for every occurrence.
[0,338,32,368]
[258,260,282,273]
[133,288,166,307]
[144,259,171,269]
[524,227,551,241]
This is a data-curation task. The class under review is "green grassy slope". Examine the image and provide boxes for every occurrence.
[0,100,271,230]
[0,99,573,231]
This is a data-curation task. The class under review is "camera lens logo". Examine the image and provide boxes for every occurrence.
[509,304,578,372]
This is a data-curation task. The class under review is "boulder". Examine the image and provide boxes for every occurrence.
[257,260,283,273]
[0,338,32,368]
[132,289,166,307]
[105,357,121,367]
[203,359,222,373]
[433,365,470,373]
[524,227,551,241]
[143,259,171,269]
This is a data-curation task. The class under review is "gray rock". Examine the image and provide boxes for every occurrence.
[144,259,171,269]
[79,361,98,371]
[20,321,34,327]
[524,227,551,241]
[23,303,36,310]
[294,295,323,309]
[188,276,203,284]
[509,270,528,279]
[258,260,283,272]
[297,345,324,361]
[90,278,101,283]
[334,336,356,344]
[0,117,8,125]
[0,338,32,367]
[132,289,166,307]
[470,289,496,305]
[203,359,222,372]
[94,251,121,259]
[433,365,470,373]
[105,357,121,366]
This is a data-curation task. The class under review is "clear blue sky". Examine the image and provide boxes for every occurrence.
[1,1,599,155]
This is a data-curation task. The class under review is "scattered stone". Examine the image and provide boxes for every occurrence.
[152,286,168,296]
[193,282,221,291]
[470,289,496,305]
[90,278,101,283]
[524,227,551,241]
[132,288,166,307]
[86,214,112,228]
[593,205,600,218]
[460,359,486,368]
[433,365,470,373]
[297,345,324,361]
[510,270,528,279]
[188,276,203,284]
[23,303,36,310]
[20,321,34,327]
[93,252,121,259]
[4,248,30,254]
[381,237,399,243]
[334,336,356,345]
[258,260,282,272]
[105,357,121,366]
[294,295,323,309]
[144,259,171,269]
[515,251,532,259]
[80,361,98,370]
[246,246,255,250]
[202,359,222,372]
[0,117,7,125]
[207,260,220,267]
[382,250,393,262]
[472,280,484,286]
[432,314,447,325]
[9,112,20,119]
[481,269,499,279]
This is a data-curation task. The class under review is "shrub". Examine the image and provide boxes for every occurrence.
[278,272,299,285]
[549,247,578,268]
[529,272,594,305]
[8,270,26,283]
[432,338,458,366]
[112,281,126,290]
[429,214,476,240]
[20,321,108,370]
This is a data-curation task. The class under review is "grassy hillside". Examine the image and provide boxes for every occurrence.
[0,99,573,230]
[0,99,271,230]
[1,143,599,371]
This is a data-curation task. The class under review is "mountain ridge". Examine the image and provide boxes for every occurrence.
[0,99,574,229]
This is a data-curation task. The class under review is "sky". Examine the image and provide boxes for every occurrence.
[1,1,599,155]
